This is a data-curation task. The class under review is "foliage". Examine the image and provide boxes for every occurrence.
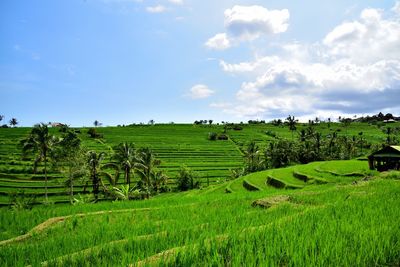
[208,132,217,141]
[87,128,103,138]
[113,142,135,185]
[176,166,200,191]
[20,123,60,201]
[8,190,36,210]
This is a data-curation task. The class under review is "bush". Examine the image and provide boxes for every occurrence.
[217,134,229,140]
[208,132,217,141]
[87,128,103,138]
[233,125,243,131]
[176,166,200,191]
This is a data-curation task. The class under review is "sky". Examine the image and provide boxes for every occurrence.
[1,0,400,126]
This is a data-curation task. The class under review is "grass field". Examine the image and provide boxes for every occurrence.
[0,160,399,266]
[0,122,398,204]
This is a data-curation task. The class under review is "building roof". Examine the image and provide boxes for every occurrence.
[369,146,400,158]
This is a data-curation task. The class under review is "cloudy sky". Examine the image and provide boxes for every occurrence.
[1,0,399,126]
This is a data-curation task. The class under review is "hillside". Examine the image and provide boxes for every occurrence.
[0,160,399,266]
[0,122,398,205]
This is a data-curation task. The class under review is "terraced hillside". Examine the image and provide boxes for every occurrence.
[0,125,243,205]
[225,160,373,193]
[0,160,399,266]
[0,122,397,205]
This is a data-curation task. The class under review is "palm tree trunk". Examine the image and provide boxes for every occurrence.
[44,157,48,202]
[127,167,130,186]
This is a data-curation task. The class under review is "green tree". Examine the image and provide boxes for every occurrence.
[113,142,136,186]
[176,166,200,191]
[135,148,161,198]
[56,129,86,203]
[244,141,262,173]
[285,115,298,140]
[21,123,59,202]
[87,151,105,202]
[9,118,18,127]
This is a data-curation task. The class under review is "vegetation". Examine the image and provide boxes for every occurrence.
[0,118,399,265]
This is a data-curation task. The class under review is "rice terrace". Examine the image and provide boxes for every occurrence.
[2,1,400,266]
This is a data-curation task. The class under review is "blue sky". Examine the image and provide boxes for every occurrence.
[1,0,399,126]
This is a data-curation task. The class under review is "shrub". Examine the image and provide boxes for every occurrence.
[176,166,200,191]
[8,190,36,210]
[87,128,103,138]
[217,134,229,140]
[233,125,243,131]
[208,132,217,141]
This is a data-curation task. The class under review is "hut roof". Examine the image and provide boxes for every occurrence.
[369,146,400,158]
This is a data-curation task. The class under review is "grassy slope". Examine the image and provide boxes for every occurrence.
[0,161,399,266]
[0,121,397,203]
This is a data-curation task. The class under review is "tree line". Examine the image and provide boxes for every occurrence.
[19,123,200,205]
[234,115,399,177]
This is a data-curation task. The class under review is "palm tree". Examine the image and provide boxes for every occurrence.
[0,115,4,123]
[135,148,161,198]
[285,115,298,140]
[21,123,59,202]
[57,129,85,203]
[87,151,105,202]
[113,142,136,186]
[244,141,261,173]
[9,118,18,127]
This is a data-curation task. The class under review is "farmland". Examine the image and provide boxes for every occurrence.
[0,159,399,266]
[0,122,399,266]
[0,122,398,204]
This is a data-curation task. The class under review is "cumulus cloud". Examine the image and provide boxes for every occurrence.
[392,1,400,14]
[188,84,215,99]
[212,3,400,120]
[205,33,231,50]
[146,5,167,13]
[205,5,289,50]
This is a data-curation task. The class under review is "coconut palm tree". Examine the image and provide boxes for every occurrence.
[56,129,85,203]
[21,123,59,202]
[9,118,18,127]
[113,142,136,186]
[285,115,298,140]
[244,141,261,173]
[135,148,161,198]
[87,151,105,202]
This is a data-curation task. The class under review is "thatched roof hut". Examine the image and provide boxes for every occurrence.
[368,146,400,171]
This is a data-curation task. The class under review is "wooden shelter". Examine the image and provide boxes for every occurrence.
[368,146,400,171]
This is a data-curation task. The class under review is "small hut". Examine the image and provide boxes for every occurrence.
[368,146,400,171]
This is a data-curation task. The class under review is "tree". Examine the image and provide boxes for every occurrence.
[0,115,4,123]
[9,118,18,127]
[113,142,136,186]
[244,141,261,173]
[208,120,213,125]
[87,151,105,202]
[176,166,199,191]
[135,148,161,198]
[285,115,298,140]
[56,129,86,203]
[93,120,100,127]
[21,123,59,202]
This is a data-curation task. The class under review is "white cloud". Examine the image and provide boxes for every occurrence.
[392,1,400,14]
[206,5,289,50]
[188,84,215,99]
[213,4,400,120]
[205,33,231,50]
[146,5,167,13]
[225,5,289,40]
[168,0,183,5]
